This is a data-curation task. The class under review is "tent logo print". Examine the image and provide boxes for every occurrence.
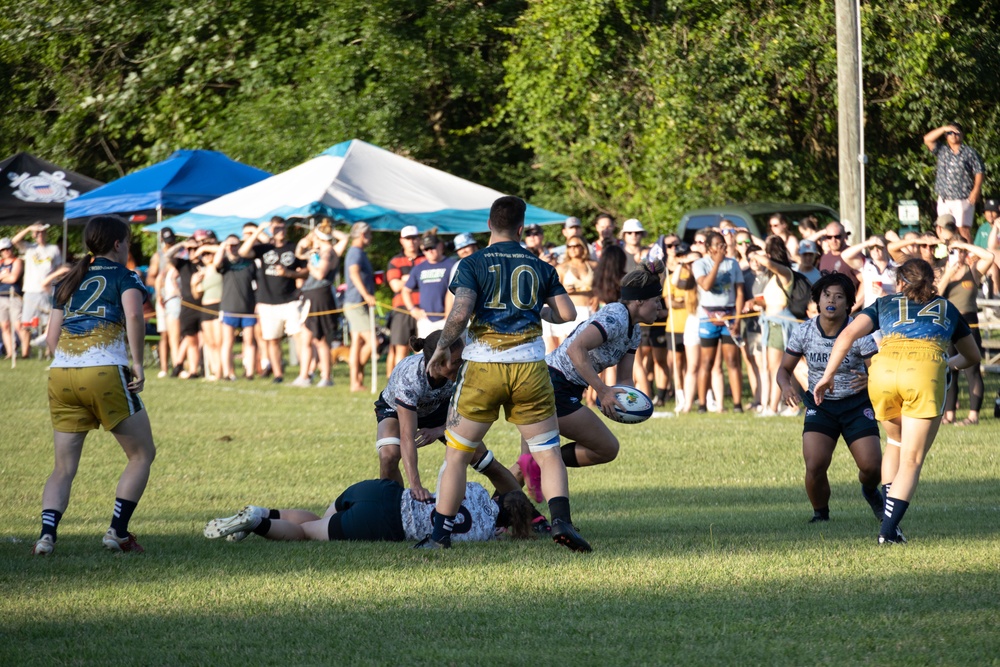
[8,170,79,204]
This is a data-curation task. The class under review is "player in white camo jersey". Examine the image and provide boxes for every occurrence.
[775,272,884,525]
[374,330,464,500]
[539,263,668,475]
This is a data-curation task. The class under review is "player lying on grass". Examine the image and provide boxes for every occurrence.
[203,455,537,543]
[775,272,885,526]
[515,263,668,501]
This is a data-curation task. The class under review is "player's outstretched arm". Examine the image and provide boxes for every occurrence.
[428,287,475,377]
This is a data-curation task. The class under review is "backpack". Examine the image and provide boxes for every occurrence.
[784,270,812,320]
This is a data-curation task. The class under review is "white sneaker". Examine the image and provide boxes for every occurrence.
[315,379,333,388]
[706,390,718,412]
[32,534,55,556]
[30,335,47,348]
[204,505,265,539]
[290,376,312,388]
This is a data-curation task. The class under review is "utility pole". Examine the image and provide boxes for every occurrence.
[835,0,864,240]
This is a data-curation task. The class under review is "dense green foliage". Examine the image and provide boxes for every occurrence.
[3,0,999,239]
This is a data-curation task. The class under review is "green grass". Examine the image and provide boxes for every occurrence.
[2,356,999,666]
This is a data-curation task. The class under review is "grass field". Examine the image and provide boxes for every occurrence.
[2,356,999,666]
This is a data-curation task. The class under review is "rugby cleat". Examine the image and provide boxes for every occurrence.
[204,506,263,540]
[31,534,55,556]
[413,535,450,550]
[551,519,592,552]
[103,529,144,553]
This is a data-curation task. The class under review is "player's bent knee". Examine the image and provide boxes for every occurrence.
[471,449,494,473]
[375,437,400,452]
[444,429,479,453]
[525,429,560,453]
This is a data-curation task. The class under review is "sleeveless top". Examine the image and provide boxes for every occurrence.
[200,265,224,304]
[940,265,979,315]
[561,262,594,293]
[0,258,23,297]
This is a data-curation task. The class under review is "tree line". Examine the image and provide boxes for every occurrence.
[2,0,998,237]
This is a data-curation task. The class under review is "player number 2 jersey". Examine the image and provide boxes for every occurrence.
[51,258,148,368]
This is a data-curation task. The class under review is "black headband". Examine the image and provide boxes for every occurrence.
[620,282,661,301]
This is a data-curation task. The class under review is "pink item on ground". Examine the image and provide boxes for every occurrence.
[517,452,544,503]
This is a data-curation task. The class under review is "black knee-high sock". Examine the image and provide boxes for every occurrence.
[268,509,281,520]
[40,509,62,540]
[561,443,580,468]
[430,511,455,544]
[110,498,138,536]
[880,497,909,538]
[548,496,572,524]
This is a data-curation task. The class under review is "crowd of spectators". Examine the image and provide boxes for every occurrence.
[3,122,999,418]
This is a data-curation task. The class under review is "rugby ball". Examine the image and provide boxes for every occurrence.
[596,385,654,424]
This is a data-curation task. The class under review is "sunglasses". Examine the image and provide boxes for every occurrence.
[525,230,542,236]
[826,234,844,240]
[736,239,752,245]
[567,244,586,249]
[663,243,676,249]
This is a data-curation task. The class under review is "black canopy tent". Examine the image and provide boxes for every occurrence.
[0,152,103,255]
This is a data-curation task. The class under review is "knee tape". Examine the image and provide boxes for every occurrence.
[375,437,400,451]
[886,438,902,448]
[444,429,479,453]
[471,449,495,473]
[525,429,561,453]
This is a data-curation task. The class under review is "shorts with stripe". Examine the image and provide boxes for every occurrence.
[453,359,555,426]
[48,365,144,432]
[867,345,948,421]
[373,395,449,430]
[549,366,587,418]
[802,390,880,444]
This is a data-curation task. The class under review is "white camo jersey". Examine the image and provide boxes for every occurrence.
[785,316,877,400]
[546,302,639,387]
[400,482,498,542]
[379,353,454,416]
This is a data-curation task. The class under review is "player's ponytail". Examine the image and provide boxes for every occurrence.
[409,330,464,363]
[498,490,534,540]
[620,260,664,302]
[897,258,937,303]
[55,215,130,306]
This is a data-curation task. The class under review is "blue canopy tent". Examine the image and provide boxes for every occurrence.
[64,149,271,222]
[143,140,565,238]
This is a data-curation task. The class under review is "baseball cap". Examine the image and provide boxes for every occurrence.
[524,224,543,236]
[935,213,956,228]
[453,233,477,250]
[192,229,210,241]
[420,234,441,250]
[350,222,371,239]
[798,239,819,255]
[563,216,582,229]
[622,218,646,234]
[984,198,999,213]
[160,227,176,244]
[400,225,420,239]
[0,237,12,250]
